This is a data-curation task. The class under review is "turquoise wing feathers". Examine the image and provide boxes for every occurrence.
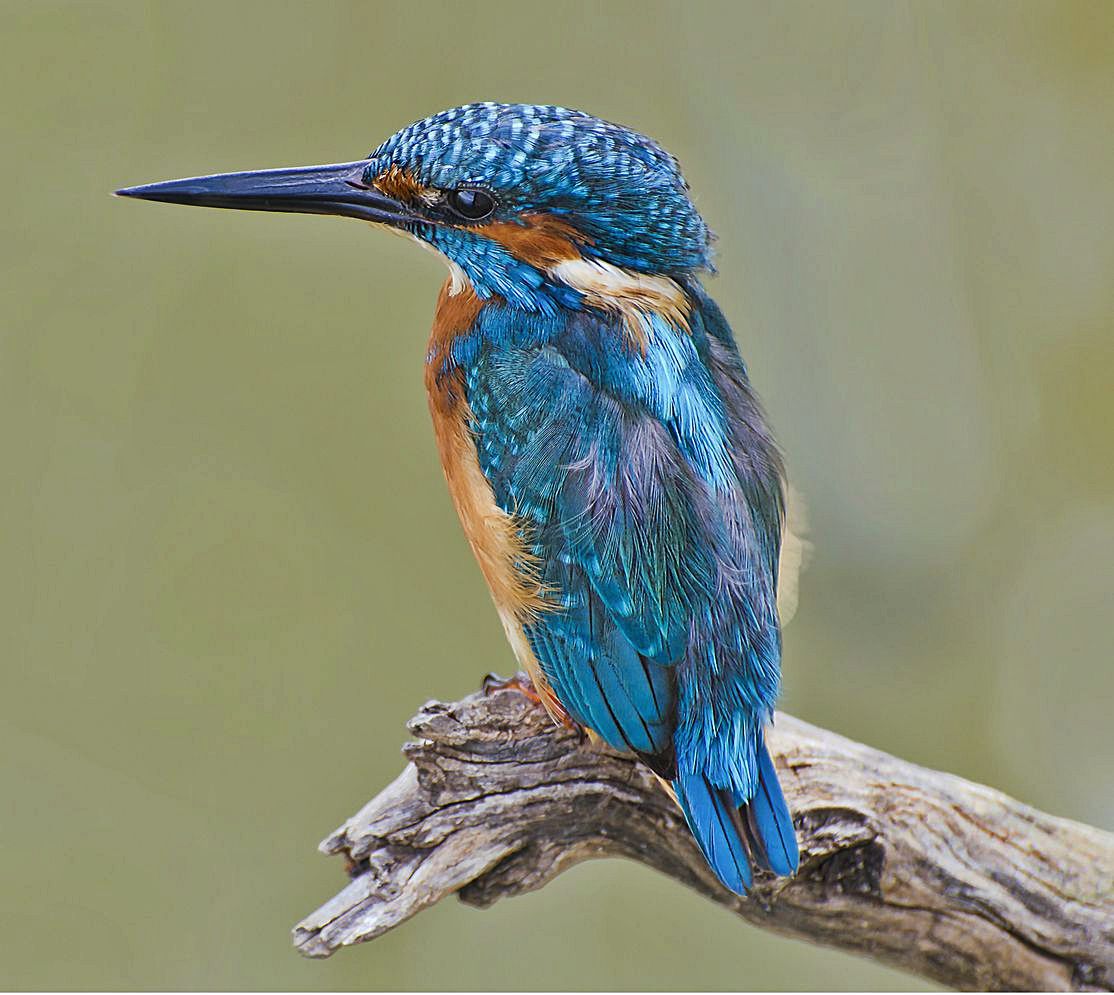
[457,289,798,892]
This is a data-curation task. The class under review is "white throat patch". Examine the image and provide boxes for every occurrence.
[387,226,470,296]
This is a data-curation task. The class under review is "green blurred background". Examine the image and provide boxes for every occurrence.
[3,0,1112,989]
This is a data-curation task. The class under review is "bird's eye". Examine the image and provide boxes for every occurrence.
[445,188,496,222]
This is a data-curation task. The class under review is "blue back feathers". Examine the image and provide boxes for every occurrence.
[451,287,796,892]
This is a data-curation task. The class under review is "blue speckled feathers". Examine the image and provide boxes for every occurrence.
[369,103,713,276]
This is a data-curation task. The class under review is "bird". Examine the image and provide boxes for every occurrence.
[117,102,800,894]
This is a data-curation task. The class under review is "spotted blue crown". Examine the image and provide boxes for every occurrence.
[367,102,714,276]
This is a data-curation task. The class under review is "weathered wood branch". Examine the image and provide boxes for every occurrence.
[293,682,1113,991]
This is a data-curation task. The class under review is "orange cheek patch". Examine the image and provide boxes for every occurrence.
[372,164,428,205]
[477,212,591,269]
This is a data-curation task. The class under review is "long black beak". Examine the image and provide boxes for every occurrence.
[115,160,413,225]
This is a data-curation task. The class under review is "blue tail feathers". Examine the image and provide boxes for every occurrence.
[675,735,798,894]
[675,770,753,894]
[742,736,800,877]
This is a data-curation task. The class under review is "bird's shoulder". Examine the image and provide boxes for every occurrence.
[448,281,784,525]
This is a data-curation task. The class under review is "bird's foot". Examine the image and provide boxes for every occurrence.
[482,670,540,701]
[482,671,583,736]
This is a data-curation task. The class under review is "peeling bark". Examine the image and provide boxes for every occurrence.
[293,683,1114,991]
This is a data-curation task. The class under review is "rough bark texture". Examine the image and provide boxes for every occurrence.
[292,683,1114,991]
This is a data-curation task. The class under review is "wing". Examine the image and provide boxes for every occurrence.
[467,335,687,771]
[463,297,785,790]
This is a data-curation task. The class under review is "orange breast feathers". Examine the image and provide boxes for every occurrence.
[424,280,569,722]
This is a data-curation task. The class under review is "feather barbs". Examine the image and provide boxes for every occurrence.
[478,212,693,350]
[477,212,588,269]
[550,256,691,350]
[372,164,434,206]
[425,282,551,625]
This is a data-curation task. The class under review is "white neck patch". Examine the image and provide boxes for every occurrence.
[549,257,690,345]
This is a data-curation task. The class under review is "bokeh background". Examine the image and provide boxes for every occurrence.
[3,0,1112,989]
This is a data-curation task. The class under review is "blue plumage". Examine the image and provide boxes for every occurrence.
[120,101,801,895]
[676,770,753,894]
[458,281,797,891]
[368,103,713,278]
[745,736,801,877]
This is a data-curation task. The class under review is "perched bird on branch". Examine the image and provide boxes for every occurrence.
[117,102,799,894]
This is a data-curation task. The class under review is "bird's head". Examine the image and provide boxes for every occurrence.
[118,103,713,313]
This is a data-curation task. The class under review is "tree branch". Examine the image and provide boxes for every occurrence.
[292,682,1113,991]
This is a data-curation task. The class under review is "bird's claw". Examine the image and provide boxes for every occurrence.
[482,670,541,702]
[481,671,584,737]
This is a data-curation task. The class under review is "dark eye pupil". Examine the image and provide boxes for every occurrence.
[448,188,494,221]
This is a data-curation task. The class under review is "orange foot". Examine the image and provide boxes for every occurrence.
[482,670,541,702]
[481,671,583,736]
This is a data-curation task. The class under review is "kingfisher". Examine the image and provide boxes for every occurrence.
[117,102,800,894]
